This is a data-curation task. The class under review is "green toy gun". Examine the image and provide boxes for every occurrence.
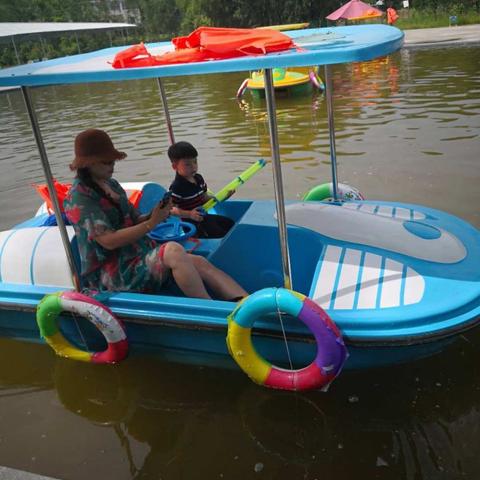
[202,158,266,212]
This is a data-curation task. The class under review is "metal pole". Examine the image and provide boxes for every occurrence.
[21,86,82,292]
[264,69,292,290]
[156,78,175,145]
[75,32,81,54]
[11,36,20,65]
[324,65,339,201]
[39,35,47,60]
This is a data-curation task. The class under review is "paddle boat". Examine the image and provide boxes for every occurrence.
[236,66,324,99]
[235,22,325,99]
[1,24,479,391]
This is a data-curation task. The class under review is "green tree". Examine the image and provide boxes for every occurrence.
[127,0,181,38]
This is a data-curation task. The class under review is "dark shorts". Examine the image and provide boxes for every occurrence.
[184,214,234,239]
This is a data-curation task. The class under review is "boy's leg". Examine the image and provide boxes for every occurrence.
[196,214,234,238]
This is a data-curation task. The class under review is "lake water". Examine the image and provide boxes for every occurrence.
[0,44,479,479]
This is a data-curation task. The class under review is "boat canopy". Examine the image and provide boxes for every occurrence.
[0,25,403,87]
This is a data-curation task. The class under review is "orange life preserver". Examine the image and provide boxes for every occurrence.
[112,27,295,69]
[34,180,142,213]
[34,179,72,213]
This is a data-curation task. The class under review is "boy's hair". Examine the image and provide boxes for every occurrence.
[168,141,198,163]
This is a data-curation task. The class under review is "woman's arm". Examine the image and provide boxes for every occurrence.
[96,201,171,250]
[94,220,154,250]
[136,212,151,224]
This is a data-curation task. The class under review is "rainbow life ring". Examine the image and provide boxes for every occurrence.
[36,291,128,364]
[226,288,348,391]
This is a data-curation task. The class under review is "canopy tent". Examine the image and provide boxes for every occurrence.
[326,0,383,21]
[0,22,136,64]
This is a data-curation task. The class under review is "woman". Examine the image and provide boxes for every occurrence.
[64,128,248,301]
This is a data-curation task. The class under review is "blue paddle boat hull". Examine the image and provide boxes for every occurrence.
[1,192,479,370]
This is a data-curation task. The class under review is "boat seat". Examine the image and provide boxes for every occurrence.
[137,183,167,215]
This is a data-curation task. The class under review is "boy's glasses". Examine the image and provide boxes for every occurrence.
[101,160,115,166]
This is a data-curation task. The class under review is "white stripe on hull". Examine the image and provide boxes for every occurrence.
[312,245,425,310]
[341,203,426,220]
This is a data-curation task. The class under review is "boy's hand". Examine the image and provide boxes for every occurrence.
[189,208,205,222]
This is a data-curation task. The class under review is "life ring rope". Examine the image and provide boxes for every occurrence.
[227,288,348,391]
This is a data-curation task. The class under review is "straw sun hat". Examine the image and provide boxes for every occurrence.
[70,129,127,170]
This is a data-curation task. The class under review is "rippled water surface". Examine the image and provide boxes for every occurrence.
[0,45,479,479]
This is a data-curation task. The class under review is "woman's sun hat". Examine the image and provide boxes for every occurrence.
[70,129,127,170]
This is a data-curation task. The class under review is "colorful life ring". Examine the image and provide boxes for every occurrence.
[236,78,249,98]
[309,71,325,90]
[303,182,365,202]
[36,291,128,364]
[226,288,348,391]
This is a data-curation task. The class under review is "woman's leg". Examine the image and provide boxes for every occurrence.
[188,254,248,301]
[161,242,211,299]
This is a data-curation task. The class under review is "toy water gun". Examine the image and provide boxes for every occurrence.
[202,158,266,212]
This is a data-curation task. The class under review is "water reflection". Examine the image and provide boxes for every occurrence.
[0,45,480,478]
[2,331,480,479]
[1,46,479,230]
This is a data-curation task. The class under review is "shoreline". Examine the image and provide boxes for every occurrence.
[402,24,480,48]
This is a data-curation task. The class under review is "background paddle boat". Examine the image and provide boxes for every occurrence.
[1,25,479,391]
[236,23,324,99]
[236,66,324,99]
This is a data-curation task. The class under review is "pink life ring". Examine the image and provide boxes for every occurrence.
[309,71,324,90]
[236,78,249,98]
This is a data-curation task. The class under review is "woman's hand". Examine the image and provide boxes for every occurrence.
[149,198,172,226]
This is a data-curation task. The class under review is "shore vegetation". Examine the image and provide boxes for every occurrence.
[0,0,478,67]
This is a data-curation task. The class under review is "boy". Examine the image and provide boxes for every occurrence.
[168,141,235,238]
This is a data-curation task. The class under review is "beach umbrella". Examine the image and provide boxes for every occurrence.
[326,0,383,21]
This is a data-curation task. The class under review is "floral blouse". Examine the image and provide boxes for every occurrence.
[64,178,167,292]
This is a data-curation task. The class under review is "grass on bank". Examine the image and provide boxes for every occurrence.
[396,8,480,29]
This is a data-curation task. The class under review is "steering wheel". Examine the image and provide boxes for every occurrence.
[148,220,197,243]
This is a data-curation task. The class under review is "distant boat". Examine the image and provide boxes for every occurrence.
[237,23,324,99]
[236,66,324,99]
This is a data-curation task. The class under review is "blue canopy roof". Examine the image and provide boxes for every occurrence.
[0,25,403,87]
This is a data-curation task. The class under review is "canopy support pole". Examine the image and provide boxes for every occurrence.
[156,78,175,145]
[264,69,292,290]
[39,35,47,60]
[324,65,339,201]
[21,86,81,292]
[75,33,81,54]
[11,36,20,65]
